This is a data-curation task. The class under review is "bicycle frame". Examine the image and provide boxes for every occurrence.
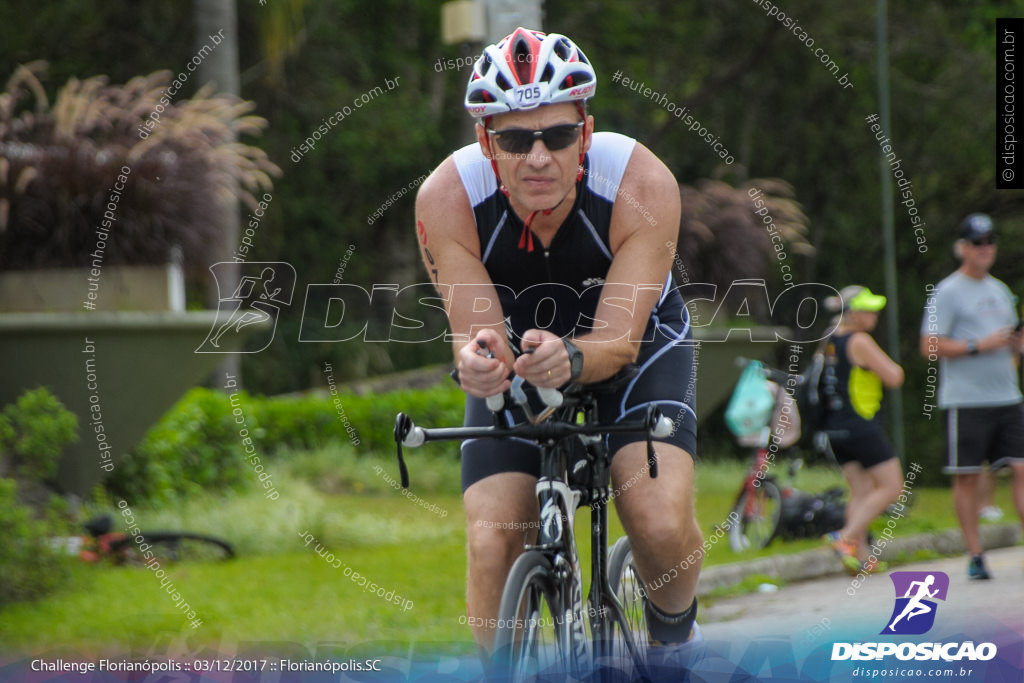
[527,405,646,670]
[738,447,772,507]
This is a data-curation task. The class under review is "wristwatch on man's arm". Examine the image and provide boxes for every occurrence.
[966,339,979,356]
[563,338,584,380]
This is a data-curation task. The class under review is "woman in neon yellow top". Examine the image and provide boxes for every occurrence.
[820,286,905,575]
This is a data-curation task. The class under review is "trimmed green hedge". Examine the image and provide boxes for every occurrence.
[0,478,72,606]
[0,387,79,481]
[107,384,466,504]
[0,387,77,606]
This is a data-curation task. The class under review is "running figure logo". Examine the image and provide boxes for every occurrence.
[196,262,296,353]
[881,571,949,635]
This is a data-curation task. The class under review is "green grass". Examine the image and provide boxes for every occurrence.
[1,450,1006,653]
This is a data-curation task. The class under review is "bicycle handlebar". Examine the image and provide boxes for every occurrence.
[394,363,672,488]
[397,406,673,449]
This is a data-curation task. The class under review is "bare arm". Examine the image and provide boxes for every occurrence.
[414,157,512,398]
[848,331,904,388]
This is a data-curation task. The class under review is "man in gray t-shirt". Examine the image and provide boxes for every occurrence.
[919,213,1024,581]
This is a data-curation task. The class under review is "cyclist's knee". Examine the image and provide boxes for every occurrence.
[467,523,527,567]
[635,514,702,554]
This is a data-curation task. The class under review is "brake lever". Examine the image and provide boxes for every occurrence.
[393,413,413,488]
[644,404,672,479]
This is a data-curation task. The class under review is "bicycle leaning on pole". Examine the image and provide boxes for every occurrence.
[394,357,674,681]
[726,357,858,553]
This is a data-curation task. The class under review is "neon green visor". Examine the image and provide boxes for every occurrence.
[848,287,886,312]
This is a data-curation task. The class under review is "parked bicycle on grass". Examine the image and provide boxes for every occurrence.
[53,513,234,566]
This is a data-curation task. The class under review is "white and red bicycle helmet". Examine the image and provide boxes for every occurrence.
[464,27,597,118]
[464,28,597,251]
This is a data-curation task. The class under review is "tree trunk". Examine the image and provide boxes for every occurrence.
[194,0,242,387]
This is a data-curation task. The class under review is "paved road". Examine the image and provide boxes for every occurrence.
[692,545,1024,681]
[701,545,1024,639]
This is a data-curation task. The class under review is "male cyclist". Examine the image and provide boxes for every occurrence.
[415,28,701,664]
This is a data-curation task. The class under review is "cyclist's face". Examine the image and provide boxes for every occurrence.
[477,103,593,213]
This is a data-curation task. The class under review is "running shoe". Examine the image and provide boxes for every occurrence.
[862,556,888,574]
[968,554,992,580]
[824,531,860,574]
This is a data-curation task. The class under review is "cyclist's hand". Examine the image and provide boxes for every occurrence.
[457,329,511,398]
[513,329,569,388]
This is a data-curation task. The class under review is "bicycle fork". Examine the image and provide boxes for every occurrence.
[535,478,591,670]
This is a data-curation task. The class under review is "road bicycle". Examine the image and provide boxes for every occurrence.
[726,358,849,552]
[53,513,235,565]
[394,363,673,681]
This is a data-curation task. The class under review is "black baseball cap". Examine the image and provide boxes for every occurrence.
[959,213,995,241]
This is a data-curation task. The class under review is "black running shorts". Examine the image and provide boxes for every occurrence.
[825,421,897,470]
[943,402,1024,474]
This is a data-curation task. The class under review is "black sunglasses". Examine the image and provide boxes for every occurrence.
[486,122,584,155]
[969,235,997,246]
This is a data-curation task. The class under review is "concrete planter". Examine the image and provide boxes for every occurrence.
[0,259,262,495]
[0,311,257,495]
[0,264,185,313]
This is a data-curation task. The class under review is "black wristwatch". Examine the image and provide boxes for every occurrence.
[563,338,584,380]
[966,340,979,356]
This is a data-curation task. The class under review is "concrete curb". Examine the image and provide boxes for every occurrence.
[696,522,1022,597]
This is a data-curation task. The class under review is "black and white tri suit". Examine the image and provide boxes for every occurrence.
[453,132,696,492]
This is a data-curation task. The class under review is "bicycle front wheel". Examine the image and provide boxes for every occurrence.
[728,478,782,552]
[607,536,648,664]
[112,532,235,565]
[493,551,575,682]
